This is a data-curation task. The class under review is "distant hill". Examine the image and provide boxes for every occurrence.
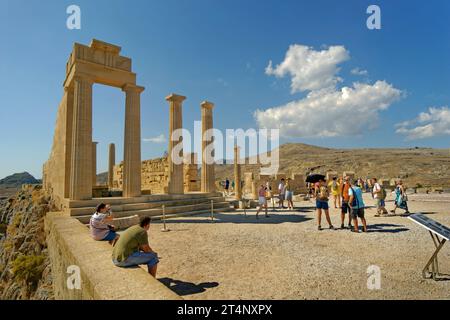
[96,172,108,185]
[0,172,40,188]
[214,143,450,188]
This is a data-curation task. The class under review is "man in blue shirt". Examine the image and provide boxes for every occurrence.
[348,179,368,233]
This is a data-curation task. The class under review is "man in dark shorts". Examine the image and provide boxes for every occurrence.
[340,176,353,229]
[224,178,230,196]
[348,179,368,233]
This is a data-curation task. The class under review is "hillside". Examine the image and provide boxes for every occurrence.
[214,143,450,188]
[0,172,40,188]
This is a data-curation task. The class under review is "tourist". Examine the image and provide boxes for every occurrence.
[315,179,334,231]
[371,178,388,217]
[89,203,119,245]
[231,180,235,193]
[348,179,367,233]
[256,184,269,219]
[265,181,274,210]
[278,178,287,209]
[391,180,410,215]
[112,216,159,277]
[328,177,341,209]
[285,178,294,210]
[224,178,230,196]
[340,176,353,229]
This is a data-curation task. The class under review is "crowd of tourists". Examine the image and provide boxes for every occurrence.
[251,175,410,233]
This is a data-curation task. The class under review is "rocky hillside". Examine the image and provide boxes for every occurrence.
[0,185,54,300]
[0,172,40,188]
[215,143,450,188]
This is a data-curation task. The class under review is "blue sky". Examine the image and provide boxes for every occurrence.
[0,0,449,179]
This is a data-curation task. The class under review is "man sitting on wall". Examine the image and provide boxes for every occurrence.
[112,216,159,277]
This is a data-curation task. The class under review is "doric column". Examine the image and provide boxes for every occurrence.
[122,84,144,198]
[201,101,216,193]
[108,143,116,189]
[234,145,242,200]
[166,93,186,194]
[92,141,98,187]
[69,75,93,200]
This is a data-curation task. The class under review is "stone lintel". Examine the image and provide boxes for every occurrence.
[165,93,186,103]
[89,39,122,55]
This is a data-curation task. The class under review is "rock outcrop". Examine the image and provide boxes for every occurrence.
[0,185,55,300]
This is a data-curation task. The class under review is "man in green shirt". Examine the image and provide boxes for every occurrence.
[112,216,159,277]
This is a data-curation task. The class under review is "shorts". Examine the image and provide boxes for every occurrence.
[351,207,365,219]
[102,230,117,242]
[286,191,293,201]
[258,196,267,206]
[316,200,329,210]
[279,194,285,201]
[341,202,350,214]
[113,251,159,269]
[376,199,386,208]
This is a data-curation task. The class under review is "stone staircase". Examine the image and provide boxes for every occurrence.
[64,192,233,229]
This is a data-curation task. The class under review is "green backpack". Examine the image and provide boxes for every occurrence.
[379,186,387,200]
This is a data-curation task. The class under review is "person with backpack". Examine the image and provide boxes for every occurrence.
[348,179,367,233]
[315,178,334,231]
[371,178,388,217]
[391,179,410,215]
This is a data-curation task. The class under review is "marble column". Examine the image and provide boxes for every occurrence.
[166,93,186,194]
[108,143,115,189]
[92,142,98,187]
[69,76,93,200]
[122,84,144,198]
[201,101,215,193]
[234,145,242,200]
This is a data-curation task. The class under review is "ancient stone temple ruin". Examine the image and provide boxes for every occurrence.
[43,39,230,220]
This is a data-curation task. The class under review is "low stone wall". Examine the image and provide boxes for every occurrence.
[45,212,181,300]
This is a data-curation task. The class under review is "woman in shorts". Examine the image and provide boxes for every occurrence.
[285,178,294,210]
[256,184,269,219]
[315,179,334,231]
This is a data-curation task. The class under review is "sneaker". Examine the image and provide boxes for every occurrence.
[318,226,323,231]
[329,225,335,230]
[341,224,345,229]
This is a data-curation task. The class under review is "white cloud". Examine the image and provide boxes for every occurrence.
[396,106,450,140]
[257,44,402,138]
[255,81,402,138]
[351,68,368,76]
[265,44,350,93]
[143,134,167,143]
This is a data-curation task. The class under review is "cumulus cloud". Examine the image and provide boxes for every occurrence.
[351,68,368,76]
[396,106,450,140]
[256,44,402,138]
[265,44,350,93]
[255,81,402,138]
[143,134,166,143]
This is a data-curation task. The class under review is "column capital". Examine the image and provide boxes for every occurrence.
[201,101,214,110]
[166,93,186,103]
[122,83,145,93]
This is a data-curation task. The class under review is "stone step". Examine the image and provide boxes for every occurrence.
[68,196,226,216]
[65,192,223,208]
[75,201,232,224]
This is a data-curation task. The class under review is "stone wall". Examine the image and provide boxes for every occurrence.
[113,155,200,194]
[243,173,308,196]
[44,212,181,300]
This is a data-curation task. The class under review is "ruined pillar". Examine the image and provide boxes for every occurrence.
[122,84,144,198]
[108,143,115,189]
[201,101,216,193]
[166,94,186,194]
[69,76,93,200]
[92,141,98,186]
[234,145,242,200]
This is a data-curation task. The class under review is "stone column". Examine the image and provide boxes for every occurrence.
[69,76,93,200]
[166,94,186,194]
[108,143,115,189]
[201,101,216,193]
[92,142,98,186]
[234,145,242,200]
[122,84,144,198]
